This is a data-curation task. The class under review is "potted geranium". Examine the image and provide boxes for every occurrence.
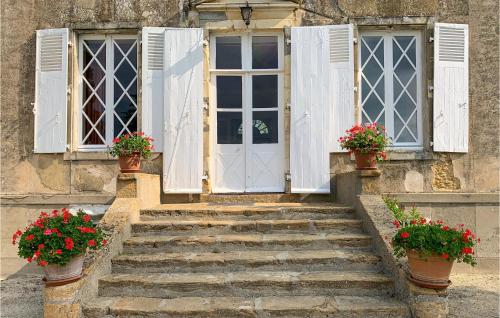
[339,123,390,170]
[385,198,478,289]
[12,208,106,286]
[109,132,153,172]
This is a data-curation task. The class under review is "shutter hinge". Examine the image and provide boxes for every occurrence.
[429,36,434,43]
[285,172,291,181]
[31,102,36,114]
[428,85,434,97]
[354,86,358,93]
[203,102,209,110]
[203,40,209,47]
[286,39,292,45]
[68,41,73,47]
[430,141,434,147]
[285,103,291,110]
[67,87,71,95]
[202,172,209,181]
[353,37,358,44]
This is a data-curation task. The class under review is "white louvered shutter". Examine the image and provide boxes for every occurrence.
[163,28,204,193]
[142,27,165,152]
[291,25,353,193]
[34,28,69,153]
[433,23,469,152]
[329,24,354,152]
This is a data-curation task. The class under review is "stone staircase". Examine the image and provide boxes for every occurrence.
[83,202,410,317]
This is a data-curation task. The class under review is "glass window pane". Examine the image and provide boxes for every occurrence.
[252,75,278,108]
[252,36,278,69]
[82,39,106,145]
[217,112,243,144]
[252,111,278,144]
[113,39,138,137]
[361,35,385,126]
[217,76,242,108]
[216,36,241,69]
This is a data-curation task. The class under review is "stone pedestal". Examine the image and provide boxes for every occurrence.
[336,169,382,204]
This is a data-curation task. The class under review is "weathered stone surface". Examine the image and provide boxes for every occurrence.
[404,170,424,193]
[98,271,394,298]
[132,218,363,234]
[112,248,381,274]
[123,232,371,253]
[84,295,409,317]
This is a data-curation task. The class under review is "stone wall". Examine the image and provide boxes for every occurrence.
[0,0,498,197]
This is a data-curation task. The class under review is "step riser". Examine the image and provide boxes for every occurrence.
[84,307,409,318]
[112,259,382,274]
[132,221,363,235]
[123,238,372,254]
[140,210,355,221]
[98,283,394,298]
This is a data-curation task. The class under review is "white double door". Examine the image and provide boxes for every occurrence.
[210,34,285,193]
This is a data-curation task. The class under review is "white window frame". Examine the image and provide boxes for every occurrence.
[208,32,285,192]
[77,33,139,151]
[358,30,423,149]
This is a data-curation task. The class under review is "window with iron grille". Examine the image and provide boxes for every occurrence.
[359,30,423,147]
[78,34,138,149]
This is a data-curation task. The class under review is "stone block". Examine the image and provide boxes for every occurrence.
[405,170,424,192]
[44,303,81,318]
[430,205,476,230]
[475,205,500,258]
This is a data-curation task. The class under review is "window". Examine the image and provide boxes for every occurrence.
[360,31,423,147]
[211,34,282,145]
[78,34,138,149]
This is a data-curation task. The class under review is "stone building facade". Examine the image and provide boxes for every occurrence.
[1,0,499,277]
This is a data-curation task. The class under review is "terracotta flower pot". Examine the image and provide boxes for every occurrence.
[118,152,141,173]
[43,254,84,286]
[353,150,377,170]
[406,249,454,289]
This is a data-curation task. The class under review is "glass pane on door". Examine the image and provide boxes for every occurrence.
[217,76,242,109]
[252,75,278,108]
[252,111,278,144]
[252,36,278,69]
[216,36,242,69]
[217,112,243,144]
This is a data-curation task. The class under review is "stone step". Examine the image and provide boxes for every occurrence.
[98,271,394,298]
[141,203,354,221]
[123,232,372,254]
[112,249,382,273]
[132,218,363,235]
[83,295,410,318]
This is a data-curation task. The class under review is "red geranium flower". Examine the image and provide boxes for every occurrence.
[83,214,92,223]
[400,232,410,239]
[38,244,45,250]
[65,237,74,250]
[55,249,62,255]
[26,234,35,241]
[39,260,48,267]
[88,240,96,247]
[441,253,449,259]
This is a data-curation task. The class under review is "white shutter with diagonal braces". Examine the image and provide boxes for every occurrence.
[290,24,354,193]
[162,28,204,193]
